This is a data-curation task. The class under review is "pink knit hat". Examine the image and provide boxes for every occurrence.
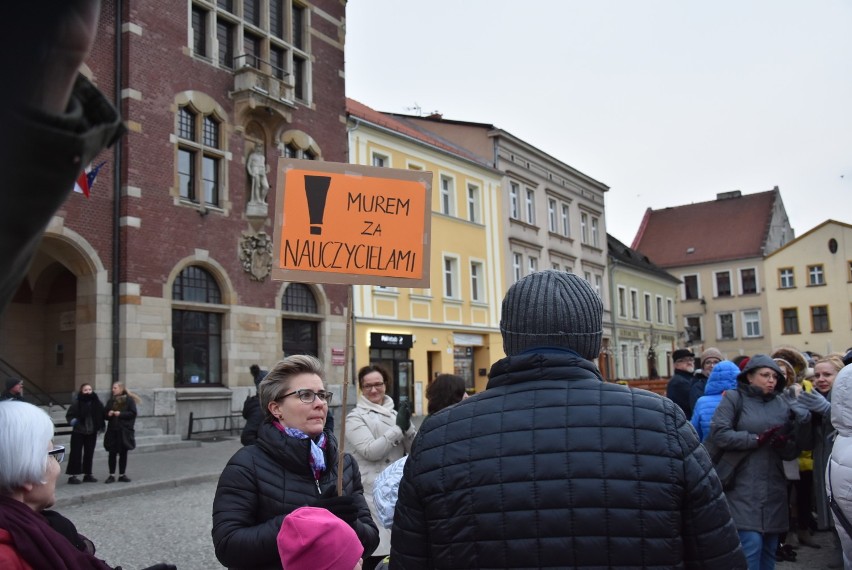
[278,507,364,570]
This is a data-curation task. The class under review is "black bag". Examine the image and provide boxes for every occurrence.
[703,390,748,491]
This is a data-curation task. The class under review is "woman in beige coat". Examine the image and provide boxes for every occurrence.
[345,365,416,569]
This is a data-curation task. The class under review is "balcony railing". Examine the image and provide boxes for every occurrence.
[231,55,296,115]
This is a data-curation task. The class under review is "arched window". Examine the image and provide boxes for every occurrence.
[279,129,321,160]
[282,284,319,357]
[172,266,223,386]
[283,283,317,313]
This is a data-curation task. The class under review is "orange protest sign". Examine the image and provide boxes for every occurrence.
[271,159,432,287]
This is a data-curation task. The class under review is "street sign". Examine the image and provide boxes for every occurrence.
[272,159,432,287]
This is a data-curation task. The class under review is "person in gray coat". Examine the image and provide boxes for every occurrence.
[709,354,812,570]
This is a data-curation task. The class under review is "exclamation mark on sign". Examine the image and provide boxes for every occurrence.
[304,175,331,235]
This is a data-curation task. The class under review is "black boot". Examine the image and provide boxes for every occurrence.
[776,543,797,562]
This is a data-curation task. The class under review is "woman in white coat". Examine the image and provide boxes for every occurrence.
[345,365,415,569]
[827,363,852,568]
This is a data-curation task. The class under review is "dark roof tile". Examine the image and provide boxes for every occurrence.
[631,190,778,267]
[345,99,486,165]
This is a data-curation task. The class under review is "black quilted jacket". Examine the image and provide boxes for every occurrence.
[212,421,379,569]
[390,350,746,569]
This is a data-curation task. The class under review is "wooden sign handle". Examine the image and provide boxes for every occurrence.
[336,286,353,496]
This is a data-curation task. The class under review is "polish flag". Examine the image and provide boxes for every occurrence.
[73,161,107,198]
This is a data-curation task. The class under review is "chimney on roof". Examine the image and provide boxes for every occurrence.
[717,190,742,200]
[427,111,443,119]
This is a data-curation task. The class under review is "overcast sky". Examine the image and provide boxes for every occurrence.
[344,0,852,246]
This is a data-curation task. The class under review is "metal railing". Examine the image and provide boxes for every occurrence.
[0,357,68,408]
[186,411,245,440]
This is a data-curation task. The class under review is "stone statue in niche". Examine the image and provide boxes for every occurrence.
[239,231,273,281]
[246,144,270,205]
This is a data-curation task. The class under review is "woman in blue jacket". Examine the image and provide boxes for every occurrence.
[691,360,739,441]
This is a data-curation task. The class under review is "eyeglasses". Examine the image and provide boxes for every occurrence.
[280,389,333,404]
[48,445,65,463]
[361,382,385,391]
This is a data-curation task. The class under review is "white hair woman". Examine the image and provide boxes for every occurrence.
[0,400,111,569]
[212,355,379,569]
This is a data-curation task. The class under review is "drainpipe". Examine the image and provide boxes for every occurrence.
[111,0,124,384]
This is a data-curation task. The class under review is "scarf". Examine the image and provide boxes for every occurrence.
[273,421,327,480]
[0,496,112,570]
[110,394,126,412]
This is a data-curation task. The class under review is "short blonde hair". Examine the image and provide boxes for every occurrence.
[259,355,325,422]
[0,402,54,495]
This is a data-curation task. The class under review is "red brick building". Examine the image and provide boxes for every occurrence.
[0,0,349,435]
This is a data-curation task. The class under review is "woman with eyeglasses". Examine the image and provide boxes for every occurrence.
[212,355,378,569]
[345,365,416,569]
[0,401,177,570]
[708,355,812,570]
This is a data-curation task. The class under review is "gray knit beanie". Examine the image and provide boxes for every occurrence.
[500,270,603,360]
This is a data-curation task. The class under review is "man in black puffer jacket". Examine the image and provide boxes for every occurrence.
[391,270,745,569]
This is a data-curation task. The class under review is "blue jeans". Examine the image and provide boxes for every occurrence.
[738,531,779,570]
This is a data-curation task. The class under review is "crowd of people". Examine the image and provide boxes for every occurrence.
[3,273,852,570]
[212,272,852,570]
[668,343,852,569]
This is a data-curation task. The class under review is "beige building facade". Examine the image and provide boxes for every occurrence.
[633,189,794,358]
[764,220,852,355]
[676,256,772,357]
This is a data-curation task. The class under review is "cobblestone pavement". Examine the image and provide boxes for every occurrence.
[54,436,242,509]
[61,480,223,570]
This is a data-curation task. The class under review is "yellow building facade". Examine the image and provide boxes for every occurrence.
[347,101,505,415]
[765,220,852,355]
